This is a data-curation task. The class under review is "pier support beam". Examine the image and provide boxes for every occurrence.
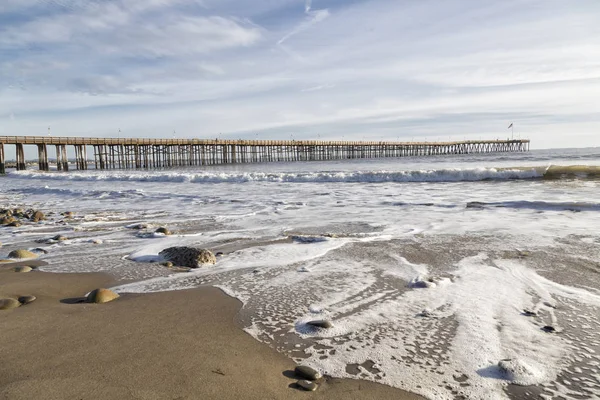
[15,143,26,171]
[0,143,5,174]
[56,145,69,171]
[37,144,49,171]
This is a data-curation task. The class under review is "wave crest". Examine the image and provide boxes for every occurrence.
[8,167,544,183]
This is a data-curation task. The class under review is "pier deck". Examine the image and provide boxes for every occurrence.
[0,136,530,173]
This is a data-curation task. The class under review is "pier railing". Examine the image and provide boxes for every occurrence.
[0,136,530,173]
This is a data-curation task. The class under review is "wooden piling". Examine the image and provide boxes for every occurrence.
[15,143,26,170]
[0,143,5,174]
[37,144,49,171]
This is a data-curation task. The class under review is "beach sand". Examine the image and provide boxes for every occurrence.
[0,265,425,400]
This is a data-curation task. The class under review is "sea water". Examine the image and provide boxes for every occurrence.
[1,147,599,400]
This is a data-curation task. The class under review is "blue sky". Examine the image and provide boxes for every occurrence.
[1,0,599,148]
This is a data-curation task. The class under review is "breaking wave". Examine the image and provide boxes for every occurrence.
[7,165,600,184]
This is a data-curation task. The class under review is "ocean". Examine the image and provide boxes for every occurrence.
[1,147,600,400]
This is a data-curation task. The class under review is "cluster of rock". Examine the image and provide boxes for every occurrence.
[159,246,217,268]
[0,208,47,227]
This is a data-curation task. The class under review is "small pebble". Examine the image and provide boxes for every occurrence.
[14,266,33,273]
[522,309,537,317]
[542,325,556,333]
[296,380,318,391]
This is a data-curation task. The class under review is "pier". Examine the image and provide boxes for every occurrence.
[0,136,530,173]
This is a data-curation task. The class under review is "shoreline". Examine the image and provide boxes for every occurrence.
[0,266,425,400]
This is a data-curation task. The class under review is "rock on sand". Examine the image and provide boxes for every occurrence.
[295,365,322,381]
[159,247,216,268]
[1,216,17,225]
[31,210,45,222]
[155,227,172,235]
[0,298,21,310]
[87,288,120,304]
[8,249,39,259]
[296,380,319,391]
[18,295,37,304]
[14,266,33,273]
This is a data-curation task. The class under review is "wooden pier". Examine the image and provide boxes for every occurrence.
[0,136,530,173]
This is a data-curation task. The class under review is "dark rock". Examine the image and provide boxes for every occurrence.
[466,202,486,209]
[127,223,148,230]
[18,295,36,305]
[215,252,224,257]
[155,227,171,235]
[295,365,322,381]
[522,309,537,317]
[306,320,333,329]
[296,380,318,391]
[409,278,436,289]
[32,248,49,254]
[542,325,556,333]
[52,235,68,241]
[159,247,216,268]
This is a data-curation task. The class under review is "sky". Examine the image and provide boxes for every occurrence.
[1,0,599,149]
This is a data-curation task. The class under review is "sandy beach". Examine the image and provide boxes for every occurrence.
[0,265,424,400]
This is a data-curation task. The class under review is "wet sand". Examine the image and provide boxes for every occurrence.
[0,265,425,400]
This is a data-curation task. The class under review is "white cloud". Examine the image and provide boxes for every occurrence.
[1,0,600,148]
